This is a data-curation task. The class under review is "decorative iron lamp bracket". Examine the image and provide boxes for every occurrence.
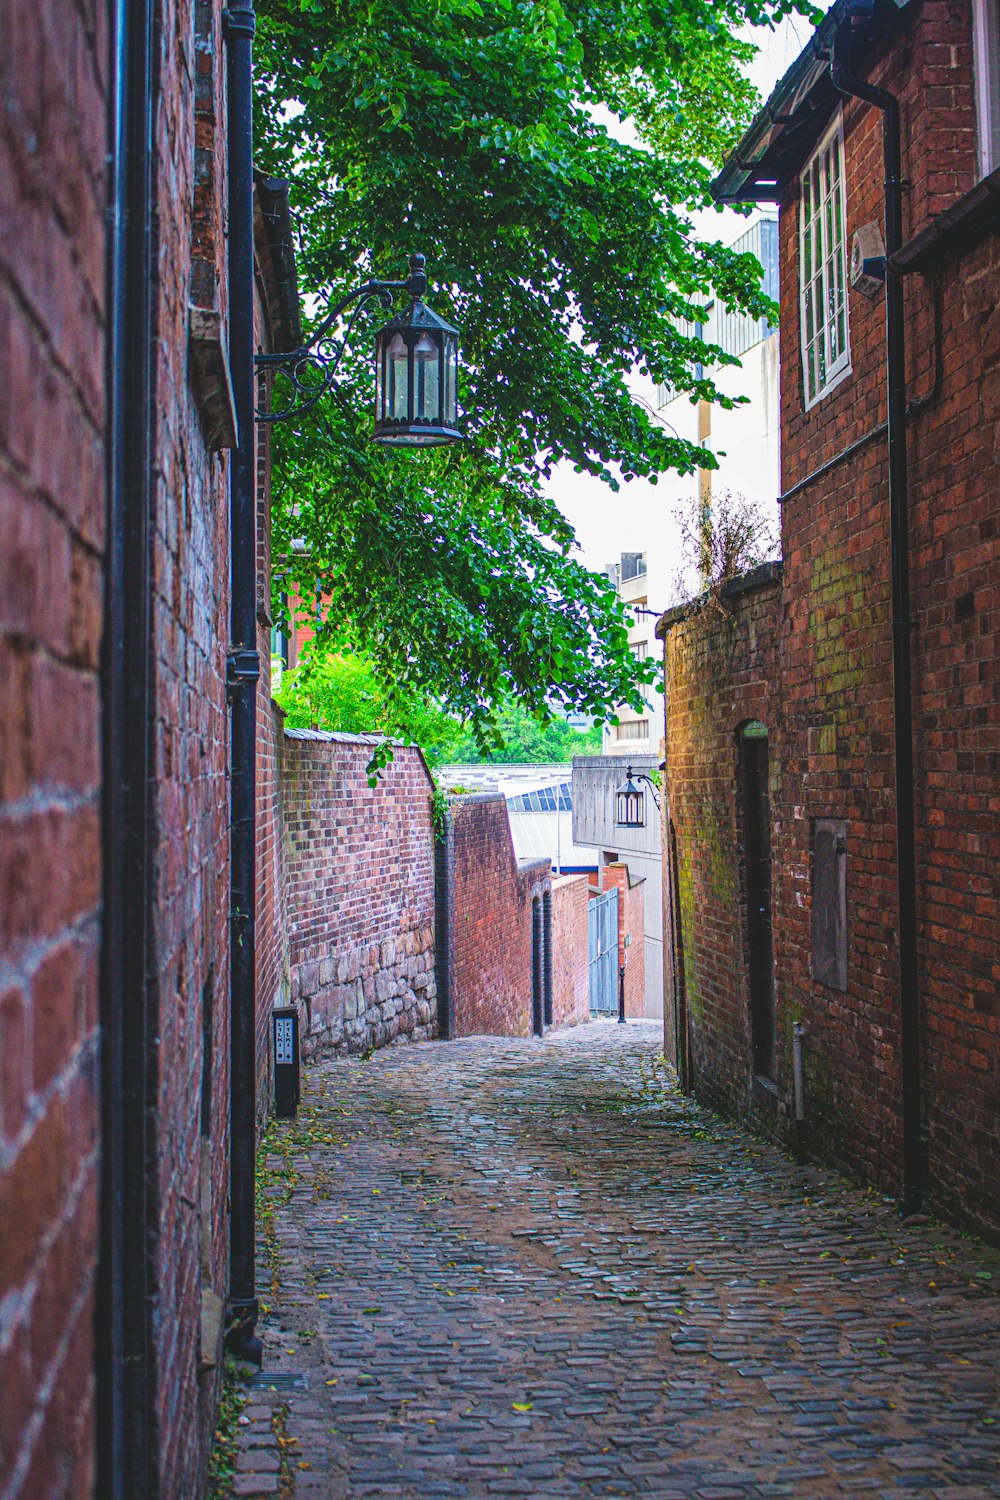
[254,256,424,425]
[614,763,661,829]
[632,769,661,810]
[253,252,460,446]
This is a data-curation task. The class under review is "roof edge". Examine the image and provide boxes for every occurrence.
[711,0,912,206]
[253,172,303,353]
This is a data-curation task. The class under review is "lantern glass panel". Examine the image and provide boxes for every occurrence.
[615,784,644,827]
[443,334,457,424]
[387,333,409,421]
[414,332,440,422]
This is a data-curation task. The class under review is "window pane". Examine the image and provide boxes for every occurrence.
[800,122,849,402]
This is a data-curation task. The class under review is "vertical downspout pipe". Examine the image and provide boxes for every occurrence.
[433,809,454,1040]
[224,0,263,1364]
[542,888,553,1028]
[100,0,156,1485]
[531,898,544,1036]
[830,22,922,1216]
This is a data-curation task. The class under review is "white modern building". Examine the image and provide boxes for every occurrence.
[435,763,598,876]
[601,214,781,760]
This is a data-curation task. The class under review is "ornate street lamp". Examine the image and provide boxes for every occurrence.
[373,297,460,447]
[255,252,462,446]
[615,766,645,827]
[614,764,661,828]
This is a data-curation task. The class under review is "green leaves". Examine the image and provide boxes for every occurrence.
[255,0,810,738]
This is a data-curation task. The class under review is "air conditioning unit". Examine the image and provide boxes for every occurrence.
[850,222,886,298]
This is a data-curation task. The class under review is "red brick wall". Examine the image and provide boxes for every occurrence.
[600,864,646,1019]
[148,0,234,1488]
[282,734,438,1054]
[660,576,784,1122]
[549,876,590,1029]
[664,0,997,1235]
[256,686,288,1115]
[255,350,287,1117]
[0,0,106,1489]
[912,231,1000,1238]
[773,0,998,1236]
[449,795,551,1037]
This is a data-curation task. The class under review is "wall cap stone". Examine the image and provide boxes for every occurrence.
[655,559,783,639]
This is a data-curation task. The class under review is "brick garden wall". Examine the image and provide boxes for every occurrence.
[549,876,590,1030]
[660,572,784,1123]
[600,864,647,1021]
[449,794,551,1038]
[282,733,438,1056]
[0,0,107,1488]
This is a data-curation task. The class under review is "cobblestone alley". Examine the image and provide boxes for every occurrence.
[231,1024,1000,1498]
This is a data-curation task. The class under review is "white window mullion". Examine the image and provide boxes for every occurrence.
[799,113,851,409]
[973,0,1000,178]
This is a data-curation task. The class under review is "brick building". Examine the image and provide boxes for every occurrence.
[0,0,301,1493]
[659,0,999,1240]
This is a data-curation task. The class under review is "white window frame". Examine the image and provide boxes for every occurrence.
[973,0,1000,179]
[616,719,649,742]
[799,114,851,410]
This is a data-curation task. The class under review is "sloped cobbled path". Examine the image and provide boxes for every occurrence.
[236,1022,1000,1498]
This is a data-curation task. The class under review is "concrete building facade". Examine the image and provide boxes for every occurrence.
[572,755,663,1018]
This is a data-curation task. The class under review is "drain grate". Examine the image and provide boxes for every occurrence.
[245,1371,309,1392]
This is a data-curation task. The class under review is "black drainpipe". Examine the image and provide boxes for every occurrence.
[433,809,454,1040]
[830,22,922,1216]
[224,0,263,1364]
[99,0,157,1487]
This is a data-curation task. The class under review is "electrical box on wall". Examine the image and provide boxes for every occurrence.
[272,1006,300,1119]
[850,222,886,298]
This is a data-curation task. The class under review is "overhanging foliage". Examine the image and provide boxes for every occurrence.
[255,0,808,751]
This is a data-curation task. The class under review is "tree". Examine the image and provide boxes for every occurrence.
[255,0,804,755]
[275,646,602,765]
[446,702,602,763]
[275,647,464,765]
[671,487,780,604]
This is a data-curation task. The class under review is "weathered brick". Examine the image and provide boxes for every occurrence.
[281,734,438,1059]
[449,795,551,1038]
[663,0,999,1241]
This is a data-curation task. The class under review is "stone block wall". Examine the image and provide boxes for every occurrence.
[449,794,551,1037]
[0,0,107,1489]
[281,733,437,1056]
[549,876,590,1029]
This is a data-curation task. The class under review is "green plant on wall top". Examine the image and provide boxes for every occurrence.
[431,784,450,842]
[275,644,604,772]
[671,488,780,611]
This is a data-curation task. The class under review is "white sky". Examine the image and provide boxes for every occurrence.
[546,7,826,576]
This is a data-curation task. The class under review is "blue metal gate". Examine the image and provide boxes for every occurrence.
[588,888,619,1015]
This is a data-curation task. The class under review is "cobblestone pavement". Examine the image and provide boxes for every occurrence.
[233,1023,1000,1498]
